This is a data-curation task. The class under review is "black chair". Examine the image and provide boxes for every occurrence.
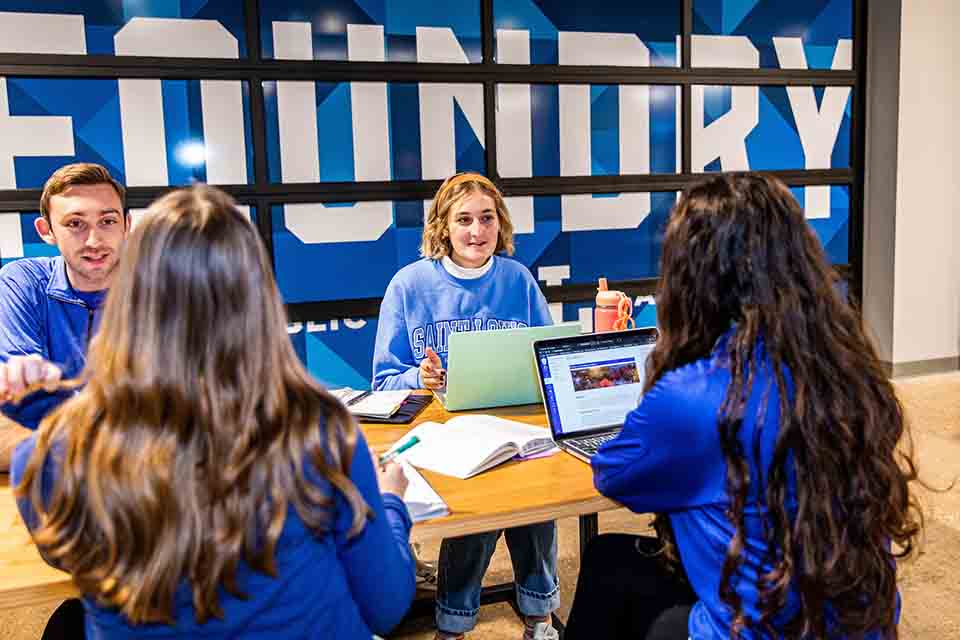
[40,598,85,640]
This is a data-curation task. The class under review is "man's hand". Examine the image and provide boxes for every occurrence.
[0,355,62,405]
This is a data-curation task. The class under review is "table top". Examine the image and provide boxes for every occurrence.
[363,394,619,542]
[0,480,78,610]
[0,396,618,610]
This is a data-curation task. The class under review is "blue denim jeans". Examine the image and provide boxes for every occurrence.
[435,521,560,634]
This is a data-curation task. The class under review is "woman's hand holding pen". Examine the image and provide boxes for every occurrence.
[419,347,445,390]
[372,446,409,497]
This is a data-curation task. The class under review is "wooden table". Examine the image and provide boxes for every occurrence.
[0,478,77,610]
[0,397,619,613]
[363,396,619,543]
[367,396,621,631]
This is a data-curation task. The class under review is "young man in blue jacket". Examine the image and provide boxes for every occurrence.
[0,163,127,468]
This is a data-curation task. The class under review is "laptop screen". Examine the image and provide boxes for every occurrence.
[534,329,658,438]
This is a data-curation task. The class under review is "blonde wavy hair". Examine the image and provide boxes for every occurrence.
[420,172,515,259]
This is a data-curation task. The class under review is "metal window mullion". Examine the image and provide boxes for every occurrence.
[848,0,868,304]
[681,0,693,174]
[0,170,854,211]
[286,261,854,322]
[0,54,857,86]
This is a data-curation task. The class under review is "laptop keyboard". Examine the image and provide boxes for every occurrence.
[566,431,620,458]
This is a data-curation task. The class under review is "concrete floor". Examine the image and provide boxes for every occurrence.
[2,371,958,639]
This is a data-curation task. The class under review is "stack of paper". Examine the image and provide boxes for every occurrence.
[330,388,367,405]
[400,461,448,523]
[330,388,412,419]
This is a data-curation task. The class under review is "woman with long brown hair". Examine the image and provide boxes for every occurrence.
[9,185,415,638]
[564,173,921,639]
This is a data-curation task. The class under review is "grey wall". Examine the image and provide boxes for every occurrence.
[863,0,960,374]
[863,0,902,364]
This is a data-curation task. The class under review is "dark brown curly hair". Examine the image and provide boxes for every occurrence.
[646,173,921,638]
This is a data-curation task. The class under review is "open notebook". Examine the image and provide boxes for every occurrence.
[387,415,554,479]
[400,461,448,523]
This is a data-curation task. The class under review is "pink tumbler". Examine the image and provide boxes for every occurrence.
[594,278,634,333]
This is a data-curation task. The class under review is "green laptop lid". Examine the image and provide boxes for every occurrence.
[440,322,581,411]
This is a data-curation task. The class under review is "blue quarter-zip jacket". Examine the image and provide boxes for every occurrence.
[0,257,101,428]
[12,428,416,638]
[591,338,897,639]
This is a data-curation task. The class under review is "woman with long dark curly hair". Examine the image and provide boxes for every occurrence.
[9,185,416,638]
[564,173,922,639]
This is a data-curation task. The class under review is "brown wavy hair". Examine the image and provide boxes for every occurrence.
[420,172,515,259]
[646,174,921,638]
[16,185,369,624]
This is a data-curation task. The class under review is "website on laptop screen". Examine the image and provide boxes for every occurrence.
[538,333,657,436]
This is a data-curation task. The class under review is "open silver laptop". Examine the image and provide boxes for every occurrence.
[533,328,658,462]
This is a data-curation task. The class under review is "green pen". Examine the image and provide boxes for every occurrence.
[379,435,421,466]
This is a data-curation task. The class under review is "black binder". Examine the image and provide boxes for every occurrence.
[358,394,432,424]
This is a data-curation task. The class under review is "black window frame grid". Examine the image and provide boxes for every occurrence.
[0,0,866,322]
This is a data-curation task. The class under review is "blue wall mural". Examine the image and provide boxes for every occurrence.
[494,0,680,66]
[693,0,852,69]
[260,0,482,62]
[0,0,856,389]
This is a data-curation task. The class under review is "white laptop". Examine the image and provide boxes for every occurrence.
[532,328,659,462]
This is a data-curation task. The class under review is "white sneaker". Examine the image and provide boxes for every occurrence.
[412,543,438,591]
[523,621,559,640]
[416,558,438,590]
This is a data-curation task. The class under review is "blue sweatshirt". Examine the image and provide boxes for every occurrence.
[372,257,553,390]
[591,338,896,639]
[11,428,416,639]
[0,257,104,428]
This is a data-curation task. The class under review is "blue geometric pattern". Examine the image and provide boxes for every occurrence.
[521,193,678,284]
[0,1,857,391]
[6,78,254,188]
[291,297,661,389]
[0,1,247,56]
[494,0,679,66]
[271,192,679,303]
[751,85,851,170]
[289,318,382,389]
[272,201,426,303]
[259,0,482,62]
[263,81,484,182]
[268,182,846,304]
[693,0,852,69]
[792,185,849,264]
[561,299,658,329]
[695,84,852,171]
[521,84,678,177]
[0,211,59,267]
